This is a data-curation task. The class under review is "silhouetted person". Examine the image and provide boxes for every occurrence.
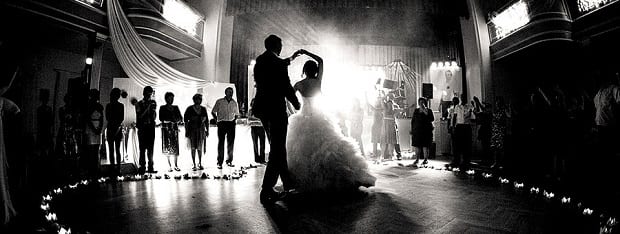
[411,97,434,165]
[106,88,124,175]
[249,98,266,163]
[135,86,157,174]
[253,34,301,204]
[83,89,103,178]
[449,96,472,169]
[349,99,365,157]
[184,94,209,171]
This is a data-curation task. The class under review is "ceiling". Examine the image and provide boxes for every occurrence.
[232,0,466,47]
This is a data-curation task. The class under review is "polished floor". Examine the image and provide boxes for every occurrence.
[33,157,603,234]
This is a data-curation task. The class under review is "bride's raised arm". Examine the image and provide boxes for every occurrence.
[301,50,323,81]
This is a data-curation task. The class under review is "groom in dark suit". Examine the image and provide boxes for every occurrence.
[253,34,301,204]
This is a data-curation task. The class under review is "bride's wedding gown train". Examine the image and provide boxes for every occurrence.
[287,96,376,193]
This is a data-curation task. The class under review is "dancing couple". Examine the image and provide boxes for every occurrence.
[253,35,375,204]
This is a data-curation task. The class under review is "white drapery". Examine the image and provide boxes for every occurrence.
[107,0,211,88]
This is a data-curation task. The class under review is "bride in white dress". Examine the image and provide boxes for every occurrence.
[287,49,376,193]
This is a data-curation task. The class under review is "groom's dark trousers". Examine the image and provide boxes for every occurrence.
[259,115,293,190]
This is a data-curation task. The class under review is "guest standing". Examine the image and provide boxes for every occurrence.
[135,86,157,174]
[368,95,384,159]
[411,97,434,164]
[159,92,183,172]
[58,94,79,159]
[472,96,491,164]
[490,97,509,169]
[249,98,266,164]
[106,88,124,175]
[382,98,402,160]
[184,94,209,171]
[449,96,473,169]
[83,89,103,178]
[349,98,365,157]
[212,87,240,169]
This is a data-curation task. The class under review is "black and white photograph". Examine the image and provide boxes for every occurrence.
[0,0,619,233]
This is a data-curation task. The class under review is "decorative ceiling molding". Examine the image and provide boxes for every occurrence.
[225,0,463,17]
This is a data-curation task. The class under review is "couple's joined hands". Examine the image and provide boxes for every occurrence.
[291,49,308,60]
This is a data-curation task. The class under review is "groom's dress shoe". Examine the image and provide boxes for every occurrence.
[260,189,277,205]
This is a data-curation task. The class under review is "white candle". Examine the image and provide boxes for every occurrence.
[561,197,571,203]
[46,213,57,221]
[58,227,71,234]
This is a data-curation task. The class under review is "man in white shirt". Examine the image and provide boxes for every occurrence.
[212,87,240,168]
[448,95,473,168]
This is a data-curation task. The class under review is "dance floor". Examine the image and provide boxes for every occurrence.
[42,158,602,233]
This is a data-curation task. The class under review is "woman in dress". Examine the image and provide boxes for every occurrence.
[382,98,401,160]
[410,97,434,164]
[287,49,375,194]
[184,94,209,171]
[160,92,183,172]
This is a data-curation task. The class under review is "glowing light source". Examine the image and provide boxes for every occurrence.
[431,62,437,68]
[162,0,203,36]
[489,0,530,41]
[250,60,256,66]
[578,0,616,13]
[74,0,103,7]
[544,191,555,199]
[85,57,93,65]
[451,61,458,67]
[438,62,444,67]
[45,213,57,221]
[59,227,72,234]
[561,196,571,204]
[513,182,524,188]
[583,208,594,215]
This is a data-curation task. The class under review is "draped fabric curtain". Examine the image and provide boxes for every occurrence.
[107,0,212,88]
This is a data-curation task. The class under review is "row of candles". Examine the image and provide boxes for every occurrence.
[414,163,618,233]
[40,166,253,233]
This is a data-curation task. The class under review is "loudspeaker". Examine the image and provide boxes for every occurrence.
[422,83,433,99]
